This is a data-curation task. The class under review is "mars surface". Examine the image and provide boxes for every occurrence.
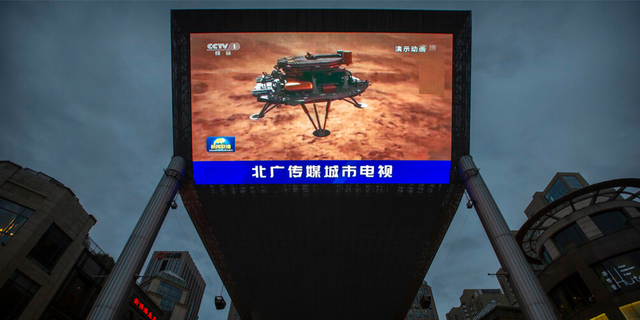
[190,33,452,162]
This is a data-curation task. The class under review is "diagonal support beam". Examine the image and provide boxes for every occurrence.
[87,156,186,320]
[459,155,559,320]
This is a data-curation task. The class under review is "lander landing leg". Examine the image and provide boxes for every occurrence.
[343,96,367,109]
[250,102,279,120]
[301,101,331,137]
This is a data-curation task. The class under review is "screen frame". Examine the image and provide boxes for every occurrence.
[171,9,471,320]
[172,9,471,187]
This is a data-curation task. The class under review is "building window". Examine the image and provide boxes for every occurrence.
[157,282,183,312]
[482,289,501,294]
[160,298,176,312]
[591,210,627,235]
[563,175,584,189]
[592,249,640,294]
[159,260,168,272]
[78,251,111,286]
[0,270,41,320]
[553,223,588,254]
[28,223,72,273]
[541,247,553,264]
[619,300,640,319]
[545,179,569,203]
[549,273,594,319]
[55,270,101,318]
[0,198,35,245]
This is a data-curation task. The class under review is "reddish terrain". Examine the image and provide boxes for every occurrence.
[191,33,452,161]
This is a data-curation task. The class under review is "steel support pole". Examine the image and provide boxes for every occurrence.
[458,155,558,320]
[87,155,186,320]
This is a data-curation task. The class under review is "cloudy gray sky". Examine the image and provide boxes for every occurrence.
[1,1,639,319]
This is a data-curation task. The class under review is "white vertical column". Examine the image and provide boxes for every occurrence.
[87,155,186,320]
[458,155,558,320]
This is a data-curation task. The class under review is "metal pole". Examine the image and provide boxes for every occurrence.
[458,155,558,320]
[87,155,186,320]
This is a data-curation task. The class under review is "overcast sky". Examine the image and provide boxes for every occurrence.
[1,1,639,320]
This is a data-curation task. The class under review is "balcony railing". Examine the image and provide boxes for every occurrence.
[83,235,107,256]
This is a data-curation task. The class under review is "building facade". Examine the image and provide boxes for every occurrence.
[516,173,640,320]
[0,161,98,320]
[470,305,524,320]
[494,268,517,307]
[141,270,189,320]
[143,251,206,320]
[405,281,439,320]
[39,236,114,320]
[445,289,510,320]
[124,284,166,320]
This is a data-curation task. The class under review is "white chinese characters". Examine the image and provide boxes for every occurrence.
[395,44,436,53]
[250,165,394,179]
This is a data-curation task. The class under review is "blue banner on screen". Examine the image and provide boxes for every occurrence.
[193,161,450,184]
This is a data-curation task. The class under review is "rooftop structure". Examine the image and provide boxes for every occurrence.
[516,173,640,320]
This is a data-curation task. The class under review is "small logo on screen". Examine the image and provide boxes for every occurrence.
[207,43,241,51]
[207,137,235,152]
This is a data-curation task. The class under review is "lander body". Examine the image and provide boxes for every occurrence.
[251,51,370,137]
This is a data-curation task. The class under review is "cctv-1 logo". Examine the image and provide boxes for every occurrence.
[207,43,241,51]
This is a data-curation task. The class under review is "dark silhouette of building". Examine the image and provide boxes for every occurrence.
[446,289,510,320]
[471,305,524,320]
[0,161,104,320]
[404,281,440,320]
[143,251,205,320]
[0,160,165,320]
[39,236,115,320]
[516,173,640,320]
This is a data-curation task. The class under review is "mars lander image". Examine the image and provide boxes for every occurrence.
[250,51,370,137]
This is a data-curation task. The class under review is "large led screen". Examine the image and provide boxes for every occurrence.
[191,33,452,184]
